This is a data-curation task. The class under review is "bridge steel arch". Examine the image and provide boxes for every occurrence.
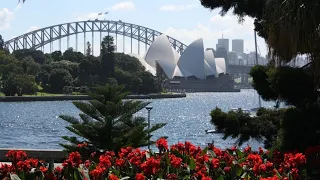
[3,20,188,55]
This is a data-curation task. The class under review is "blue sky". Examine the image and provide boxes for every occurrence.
[0,0,267,56]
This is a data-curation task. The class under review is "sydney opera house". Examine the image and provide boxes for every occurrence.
[128,34,238,92]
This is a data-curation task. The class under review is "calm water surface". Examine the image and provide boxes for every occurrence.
[0,89,275,150]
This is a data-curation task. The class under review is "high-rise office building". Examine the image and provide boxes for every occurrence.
[232,39,244,54]
[217,39,229,52]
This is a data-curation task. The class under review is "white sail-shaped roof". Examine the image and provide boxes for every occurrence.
[204,61,216,76]
[177,38,205,79]
[155,59,176,79]
[172,47,180,64]
[173,66,183,77]
[204,49,218,77]
[215,58,227,74]
[144,34,176,69]
[128,53,156,76]
[179,68,194,77]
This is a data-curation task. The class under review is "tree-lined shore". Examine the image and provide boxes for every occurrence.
[0,35,160,97]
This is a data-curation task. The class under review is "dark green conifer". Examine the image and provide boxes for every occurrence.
[59,84,166,155]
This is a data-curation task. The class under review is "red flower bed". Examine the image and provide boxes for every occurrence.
[0,139,307,180]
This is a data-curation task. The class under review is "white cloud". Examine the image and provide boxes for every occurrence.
[26,26,39,33]
[0,8,14,30]
[164,12,267,56]
[111,1,135,11]
[75,12,100,21]
[159,4,197,11]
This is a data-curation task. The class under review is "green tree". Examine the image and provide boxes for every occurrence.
[0,35,4,50]
[51,51,62,62]
[13,49,46,64]
[21,56,41,76]
[210,65,320,152]
[36,70,50,86]
[59,84,167,155]
[62,48,85,63]
[115,53,145,73]
[100,36,116,79]
[139,71,159,94]
[2,74,37,96]
[48,68,73,93]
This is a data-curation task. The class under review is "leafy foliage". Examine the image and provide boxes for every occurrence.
[59,84,167,154]
[0,34,160,95]
[210,65,320,154]
[100,36,116,79]
[0,35,4,50]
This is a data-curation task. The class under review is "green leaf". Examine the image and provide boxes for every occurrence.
[241,172,247,179]
[48,158,54,174]
[201,147,208,156]
[74,171,79,180]
[236,149,244,158]
[110,167,120,176]
[189,157,196,170]
[120,177,130,180]
[10,174,21,180]
[236,167,243,176]
[217,175,224,180]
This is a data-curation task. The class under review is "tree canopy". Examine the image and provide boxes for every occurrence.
[0,35,160,96]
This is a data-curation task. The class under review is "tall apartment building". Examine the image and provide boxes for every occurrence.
[217,38,229,52]
[232,39,244,54]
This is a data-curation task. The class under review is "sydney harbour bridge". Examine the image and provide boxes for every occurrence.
[3,20,252,87]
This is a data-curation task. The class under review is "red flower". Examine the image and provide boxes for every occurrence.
[156,138,168,151]
[115,159,125,167]
[77,142,88,147]
[54,166,62,174]
[166,173,177,180]
[211,158,220,169]
[84,160,91,168]
[259,164,267,172]
[170,154,182,168]
[202,176,212,180]
[223,166,231,173]
[90,166,106,179]
[6,150,27,162]
[39,166,48,173]
[231,146,237,151]
[108,174,119,180]
[99,154,112,168]
[135,173,145,180]
[68,151,82,167]
[244,145,252,153]
[140,157,161,175]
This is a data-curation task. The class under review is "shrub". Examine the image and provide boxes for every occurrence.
[59,84,167,156]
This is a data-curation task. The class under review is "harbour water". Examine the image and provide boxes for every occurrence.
[0,89,275,150]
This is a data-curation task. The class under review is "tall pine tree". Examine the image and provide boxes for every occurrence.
[59,84,167,155]
[0,35,4,50]
[100,36,116,81]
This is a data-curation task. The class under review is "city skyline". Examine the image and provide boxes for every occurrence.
[0,0,267,56]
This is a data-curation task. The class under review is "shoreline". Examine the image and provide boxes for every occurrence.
[0,93,187,102]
